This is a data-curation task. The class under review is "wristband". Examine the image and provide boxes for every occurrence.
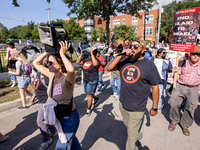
[91,55,94,57]
[152,107,158,111]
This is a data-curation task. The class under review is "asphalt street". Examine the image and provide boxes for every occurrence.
[0,77,200,150]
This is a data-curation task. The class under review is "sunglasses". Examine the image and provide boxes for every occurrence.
[129,44,140,50]
[191,53,200,57]
[47,61,55,66]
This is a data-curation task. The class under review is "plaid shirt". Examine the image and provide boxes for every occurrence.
[178,59,200,86]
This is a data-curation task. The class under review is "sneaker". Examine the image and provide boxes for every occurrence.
[96,86,101,92]
[39,138,52,150]
[11,82,16,88]
[49,131,57,137]
[101,84,106,91]
[115,95,119,100]
[0,135,8,143]
[94,97,100,106]
[85,108,92,117]
[113,92,117,98]
[18,106,28,109]
[168,123,176,131]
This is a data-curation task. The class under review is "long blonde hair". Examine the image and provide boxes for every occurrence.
[13,52,28,64]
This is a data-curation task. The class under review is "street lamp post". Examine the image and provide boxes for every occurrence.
[144,10,149,41]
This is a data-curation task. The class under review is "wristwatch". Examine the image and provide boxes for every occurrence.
[152,107,158,111]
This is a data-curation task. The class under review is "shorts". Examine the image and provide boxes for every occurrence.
[83,79,98,95]
[17,77,31,88]
[7,60,17,69]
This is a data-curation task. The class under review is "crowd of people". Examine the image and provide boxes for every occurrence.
[1,38,200,150]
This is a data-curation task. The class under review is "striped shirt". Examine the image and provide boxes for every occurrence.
[178,59,200,86]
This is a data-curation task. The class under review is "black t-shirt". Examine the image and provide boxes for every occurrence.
[34,72,49,103]
[21,46,40,59]
[117,58,161,111]
[82,57,100,82]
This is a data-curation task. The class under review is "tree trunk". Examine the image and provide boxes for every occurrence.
[106,16,110,44]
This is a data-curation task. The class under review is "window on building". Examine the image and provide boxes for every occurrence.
[132,17,138,25]
[122,19,125,24]
[143,27,153,35]
[84,26,93,33]
[134,28,138,35]
[113,20,120,27]
[144,15,153,24]
[84,19,94,25]
[81,21,82,25]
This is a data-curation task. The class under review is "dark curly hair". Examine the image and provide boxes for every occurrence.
[48,53,70,73]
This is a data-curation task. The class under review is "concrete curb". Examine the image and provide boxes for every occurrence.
[0,73,110,113]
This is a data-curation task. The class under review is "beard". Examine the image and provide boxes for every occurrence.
[128,51,142,63]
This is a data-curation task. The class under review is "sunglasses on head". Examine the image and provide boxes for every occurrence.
[47,61,55,66]
[129,44,140,50]
[190,53,200,57]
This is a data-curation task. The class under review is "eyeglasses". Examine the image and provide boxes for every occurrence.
[47,61,55,66]
[129,44,140,50]
[190,53,200,57]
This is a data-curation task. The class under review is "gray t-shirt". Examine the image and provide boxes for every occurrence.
[16,59,31,81]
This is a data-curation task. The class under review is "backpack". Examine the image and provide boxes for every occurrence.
[19,60,32,75]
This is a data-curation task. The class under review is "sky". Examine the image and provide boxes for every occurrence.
[0,0,173,30]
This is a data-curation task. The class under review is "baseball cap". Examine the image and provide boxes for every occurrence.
[6,39,13,43]
[27,40,32,45]
[132,38,146,48]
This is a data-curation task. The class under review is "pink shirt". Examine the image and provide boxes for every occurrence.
[178,59,200,86]
[7,47,17,57]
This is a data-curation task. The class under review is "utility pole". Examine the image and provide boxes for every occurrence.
[157,0,162,44]
[46,8,51,24]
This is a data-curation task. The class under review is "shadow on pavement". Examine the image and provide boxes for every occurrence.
[81,103,127,150]
[0,111,39,150]
[194,105,200,126]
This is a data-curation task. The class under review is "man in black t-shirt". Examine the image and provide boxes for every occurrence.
[21,40,40,59]
[106,38,161,150]
[76,48,101,117]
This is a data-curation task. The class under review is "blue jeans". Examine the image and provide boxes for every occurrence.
[55,109,82,150]
[83,79,98,94]
[110,77,121,96]
[158,80,167,110]
[97,71,104,86]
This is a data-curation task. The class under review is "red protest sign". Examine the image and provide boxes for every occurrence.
[169,7,200,52]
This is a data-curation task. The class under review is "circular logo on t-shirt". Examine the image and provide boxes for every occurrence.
[34,76,39,90]
[122,65,140,84]
[83,61,92,70]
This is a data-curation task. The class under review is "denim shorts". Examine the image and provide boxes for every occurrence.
[17,76,31,88]
[83,79,98,94]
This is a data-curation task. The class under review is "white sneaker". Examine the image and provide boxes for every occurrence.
[11,82,16,88]
[85,108,92,117]
[113,92,117,98]
[39,138,52,150]
[115,95,119,100]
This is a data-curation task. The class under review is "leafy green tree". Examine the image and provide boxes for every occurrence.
[12,0,155,42]
[90,27,106,42]
[112,24,137,42]
[161,0,200,41]
[63,18,85,41]
[0,23,10,39]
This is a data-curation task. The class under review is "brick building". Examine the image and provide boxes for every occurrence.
[64,8,159,42]
[64,16,106,40]
[110,8,159,42]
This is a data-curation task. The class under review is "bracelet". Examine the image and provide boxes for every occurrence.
[91,55,94,56]
[152,107,158,111]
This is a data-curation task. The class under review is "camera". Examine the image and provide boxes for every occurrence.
[38,22,74,54]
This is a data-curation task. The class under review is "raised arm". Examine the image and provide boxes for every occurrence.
[89,49,99,68]
[76,50,84,65]
[33,52,49,77]
[59,41,75,85]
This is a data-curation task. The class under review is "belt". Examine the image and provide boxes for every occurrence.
[179,82,199,88]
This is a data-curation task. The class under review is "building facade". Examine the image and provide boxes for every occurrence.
[110,8,159,42]
[64,16,106,40]
[64,8,159,42]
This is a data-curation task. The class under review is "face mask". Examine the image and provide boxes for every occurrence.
[129,51,142,62]
[162,53,166,59]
